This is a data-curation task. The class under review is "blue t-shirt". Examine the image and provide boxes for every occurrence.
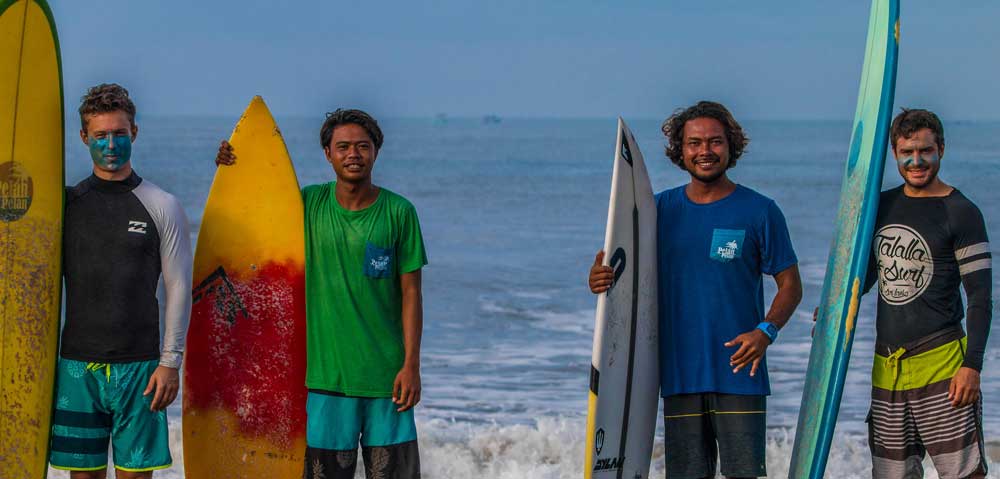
[657,184,797,397]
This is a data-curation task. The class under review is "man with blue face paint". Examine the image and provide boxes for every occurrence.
[859,109,992,478]
[86,127,132,171]
[49,83,193,479]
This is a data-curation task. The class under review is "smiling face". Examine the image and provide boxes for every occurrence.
[893,127,943,190]
[680,117,730,184]
[324,123,378,184]
[79,110,137,175]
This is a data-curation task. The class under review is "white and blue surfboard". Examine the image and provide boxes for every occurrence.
[585,118,659,479]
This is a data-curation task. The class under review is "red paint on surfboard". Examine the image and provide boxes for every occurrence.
[184,260,307,443]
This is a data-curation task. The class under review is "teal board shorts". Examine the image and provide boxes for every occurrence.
[48,359,171,473]
[304,390,419,479]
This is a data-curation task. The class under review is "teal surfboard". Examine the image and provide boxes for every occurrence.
[788,0,898,477]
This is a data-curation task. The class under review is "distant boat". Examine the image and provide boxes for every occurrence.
[481,114,502,124]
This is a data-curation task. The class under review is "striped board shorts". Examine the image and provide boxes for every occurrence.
[868,332,987,479]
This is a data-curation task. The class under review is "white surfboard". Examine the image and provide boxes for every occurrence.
[584,118,659,479]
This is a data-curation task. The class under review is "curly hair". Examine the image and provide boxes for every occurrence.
[79,83,136,131]
[320,109,384,150]
[661,101,749,170]
[890,108,944,152]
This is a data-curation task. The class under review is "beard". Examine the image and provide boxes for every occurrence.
[691,168,727,184]
[901,164,940,190]
[687,155,728,184]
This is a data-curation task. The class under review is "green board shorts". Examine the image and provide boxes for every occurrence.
[304,390,420,479]
[48,358,171,473]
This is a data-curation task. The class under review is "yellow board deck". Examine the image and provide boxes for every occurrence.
[0,1,63,478]
[182,96,307,478]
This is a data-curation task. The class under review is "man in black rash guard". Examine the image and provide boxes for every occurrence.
[48,84,192,479]
[862,109,991,479]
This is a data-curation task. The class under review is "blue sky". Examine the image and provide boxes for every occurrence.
[52,1,999,120]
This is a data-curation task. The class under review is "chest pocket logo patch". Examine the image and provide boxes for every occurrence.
[364,242,394,278]
[710,229,745,263]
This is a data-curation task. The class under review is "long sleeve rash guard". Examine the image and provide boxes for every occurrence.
[864,186,993,371]
[61,172,193,368]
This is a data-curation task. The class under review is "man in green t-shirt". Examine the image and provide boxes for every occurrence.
[217,109,427,478]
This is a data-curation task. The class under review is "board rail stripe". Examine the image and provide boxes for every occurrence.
[615,125,641,479]
[590,364,600,394]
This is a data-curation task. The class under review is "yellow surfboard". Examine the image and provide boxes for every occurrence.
[0,1,63,477]
[182,96,307,478]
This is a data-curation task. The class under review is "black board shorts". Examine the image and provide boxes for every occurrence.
[663,393,767,478]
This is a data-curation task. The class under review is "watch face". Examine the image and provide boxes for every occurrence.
[760,323,777,340]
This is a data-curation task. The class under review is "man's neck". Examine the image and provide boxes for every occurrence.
[903,178,952,198]
[335,179,379,211]
[92,163,133,182]
[685,174,736,204]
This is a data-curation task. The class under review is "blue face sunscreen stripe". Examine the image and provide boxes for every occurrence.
[896,152,939,169]
[88,132,132,170]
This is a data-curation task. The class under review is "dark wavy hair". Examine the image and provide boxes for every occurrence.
[661,101,749,170]
[79,83,136,131]
[320,109,384,150]
[890,108,944,152]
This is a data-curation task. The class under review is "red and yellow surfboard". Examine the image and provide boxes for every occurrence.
[182,96,306,478]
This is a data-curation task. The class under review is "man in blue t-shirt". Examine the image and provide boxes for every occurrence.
[589,101,802,478]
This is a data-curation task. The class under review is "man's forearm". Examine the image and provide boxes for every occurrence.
[400,271,424,368]
[963,280,992,371]
[765,288,801,330]
[401,301,423,368]
[766,266,803,330]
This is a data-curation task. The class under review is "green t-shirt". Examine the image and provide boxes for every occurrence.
[302,183,428,396]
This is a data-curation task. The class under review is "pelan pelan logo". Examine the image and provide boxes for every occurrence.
[0,161,33,222]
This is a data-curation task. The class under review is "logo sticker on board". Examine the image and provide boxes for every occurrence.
[0,162,33,222]
[873,224,933,305]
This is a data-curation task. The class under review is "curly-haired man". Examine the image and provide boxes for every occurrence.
[589,101,802,478]
[217,109,427,478]
[48,84,192,478]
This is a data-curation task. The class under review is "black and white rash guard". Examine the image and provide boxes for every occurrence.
[61,172,192,369]
[865,186,993,371]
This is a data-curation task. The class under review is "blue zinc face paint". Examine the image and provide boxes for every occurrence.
[88,133,132,170]
[896,152,940,170]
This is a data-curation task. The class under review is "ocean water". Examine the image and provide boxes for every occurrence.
[49,117,1000,478]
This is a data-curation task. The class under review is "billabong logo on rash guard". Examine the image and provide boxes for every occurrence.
[128,220,147,234]
[873,224,934,305]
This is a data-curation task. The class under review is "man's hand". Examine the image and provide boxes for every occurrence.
[948,367,980,408]
[143,366,180,412]
[216,140,235,166]
[589,250,614,294]
[725,329,771,377]
[392,364,421,412]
